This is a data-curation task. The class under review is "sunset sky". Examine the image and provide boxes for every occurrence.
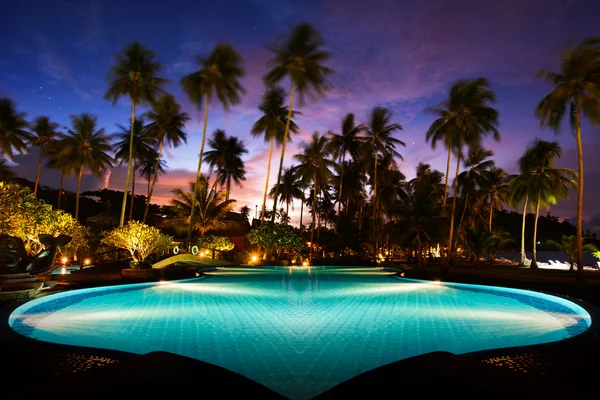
[1,0,600,230]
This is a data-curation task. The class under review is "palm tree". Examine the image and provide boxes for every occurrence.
[326,113,365,215]
[169,177,236,237]
[138,147,166,209]
[364,106,404,254]
[269,166,303,224]
[104,42,165,227]
[294,132,336,260]
[29,116,60,195]
[60,114,113,220]
[484,166,510,232]
[536,38,600,276]
[264,23,334,220]
[457,147,494,233]
[511,140,577,268]
[547,235,598,272]
[251,86,299,222]
[0,159,15,181]
[204,130,247,198]
[114,118,157,221]
[46,137,73,210]
[465,228,513,268]
[181,43,245,248]
[142,94,189,222]
[240,205,251,223]
[425,78,500,263]
[0,97,31,161]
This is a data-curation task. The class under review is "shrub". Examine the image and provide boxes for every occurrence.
[247,222,307,257]
[102,221,173,265]
[197,235,235,256]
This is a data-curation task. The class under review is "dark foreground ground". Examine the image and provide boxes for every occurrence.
[1,262,599,398]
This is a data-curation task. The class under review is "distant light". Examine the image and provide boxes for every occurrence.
[84,258,91,265]
[60,267,66,275]
[537,241,541,245]
[61,257,68,264]
[302,260,309,267]
[251,255,258,263]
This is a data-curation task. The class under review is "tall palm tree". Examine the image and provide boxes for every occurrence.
[204,129,228,189]
[264,23,334,220]
[511,140,577,268]
[114,118,157,221]
[181,43,245,248]
[142,94,189,222]
[364,106,404,254]
[0,97,31,161]
[457,147,494,233]
[294,132,336,260]
[547,235,598,272]
[484,166,510,232]
[240,205,251,223]
[46,137,73,210]
[29,116,60,195]
[104,42,165,227]
[425,78,500,263]
[204,130,248,198]
[326,113,365,215]
[139,150,166,206]
[251,86,299,222]
[536,37,600,276]
[60,114,113,220]
[269,166,303,224]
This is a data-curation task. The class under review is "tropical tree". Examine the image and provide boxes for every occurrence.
[457,147,494,233]
[294,132,336,260]
[547,235,598,272]
[536,37,600,276]
[180,43,245,247]
[46,137,73,210]
[138,147,166,209]
[425,78,500,263]
[484,166,510,232]
[29,116,60,195]
[364,106,404,253]
[240,205,251,223]
[465,228,513,268]
[269,166,303,224]
[510,140,577,268]
[251,86,299,222]
[0,159,15,181]
[60,114,113,220]
[0,97,31,161]
[204,129,247,198]
[104,42,165,227]
[326,113,365,215]
[114,118,157,221]
[142,94,189,222]
[264,23,334,220]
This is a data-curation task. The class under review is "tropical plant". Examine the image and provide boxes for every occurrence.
[269,166,303,224]
[457,148,494,233]
[60,114,113,220]
[102,220,173,266]
[465,228,513,268]
[547,235,598,271]
[240,205,251,223]
[536,37,600,276]
[142,94,189,222]
[251,86,299,221]
[204,129,247,198]
[247,221,307,258]
[294,132,335,259]
[0,159,15,181]
[425,78,500,263]
[139,151,166,207]
[0,97,31,161]
[29,116,60,195]
[197,234,235,259]
[264,23,334,220]
[484,166,510,232]
[180,44,245,247]
[46,138,73,210]
[104,42,165,227]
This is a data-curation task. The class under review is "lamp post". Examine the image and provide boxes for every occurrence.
[255,205,258,219]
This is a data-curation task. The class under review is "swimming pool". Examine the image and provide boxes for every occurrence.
[9,267,592,399]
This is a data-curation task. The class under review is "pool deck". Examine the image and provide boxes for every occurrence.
[2,264,599,397]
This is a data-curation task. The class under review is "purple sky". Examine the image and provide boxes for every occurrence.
[1,0,600,230]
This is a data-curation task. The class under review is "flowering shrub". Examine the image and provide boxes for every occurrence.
[102,221,173,265]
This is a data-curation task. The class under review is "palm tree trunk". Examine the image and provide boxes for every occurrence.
[120,101,136,227]
[520,195,528,265]
[359,189,364,234]
[447,154,461,266]
[373,151,379,255]
[489,192,493,231]
[442,147,451,208]
[187,100,210,249]
[57,168,64,210]
[143,140,164,223]
[271,84,296,222]
[261,138,274,223]
[286,201,289,225]
[310,172,317,261]
[226,176,231,201]
[129,159,136,221]
[75,166,83,221]
[299,191,304,228]
[574,104,584,277]
[34,145,44,196]
[458,191,470,234]
[338,153,345,216]
[531,190,541,269]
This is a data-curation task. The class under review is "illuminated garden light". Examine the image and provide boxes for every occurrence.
[251,255,258,263]
[84,258,91,265]
[61,256,68,264]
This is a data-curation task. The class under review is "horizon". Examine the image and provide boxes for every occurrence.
[2,0,600,231]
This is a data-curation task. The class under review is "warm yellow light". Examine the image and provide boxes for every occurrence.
[84,258,91,265]
[307,242,311,246]
[61,256,68,264]
[251,255,258,263]
[302,260,309,267]
[60,267,66,275]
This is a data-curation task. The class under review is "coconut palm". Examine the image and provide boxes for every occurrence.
[251,86,299,222]
[536,37,600,276]
[60,114,113,220]
[465,228,514,268]
[104,42,165,227]
[240,205,251,223]
[114,118,157,221]
[29,116,60,195]
[169,177,236,237]
[138,148,166,210]
[269,166,303,224]
[46,137,73,210]
[547,235,598,272]
[326,113,365,215]
[294,132,336,260]
[484,166,510,232]
[180,43,245,247]
[511,140,577,268]
[204,130,247,198]
[457,147,495,233]
[0,97,31,160]
[425,78,500,263]
[142,94,189,222]
[364,106,404,254]
[264,23,334,220]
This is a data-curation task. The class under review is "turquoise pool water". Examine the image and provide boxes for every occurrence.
[9,267,592,399]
